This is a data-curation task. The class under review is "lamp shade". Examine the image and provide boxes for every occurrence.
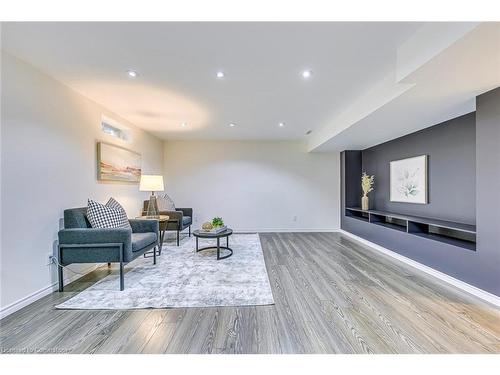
[139,175,164,192]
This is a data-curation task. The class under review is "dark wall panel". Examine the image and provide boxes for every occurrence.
[341,151,362,228]
[362,113,476,224]
[475,87,500,295]
[344,151,362,208]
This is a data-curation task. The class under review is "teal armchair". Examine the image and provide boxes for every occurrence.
[57,207,159,291]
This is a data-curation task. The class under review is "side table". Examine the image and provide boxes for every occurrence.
[135,215,169,257]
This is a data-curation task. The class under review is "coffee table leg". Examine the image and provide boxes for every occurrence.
[217,237,220,260]
[196,236,199,251]
[227,236,229,248]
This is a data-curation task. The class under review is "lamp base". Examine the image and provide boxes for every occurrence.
[146,194,159,218]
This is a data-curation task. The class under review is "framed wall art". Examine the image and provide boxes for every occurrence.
[390,155,428,204]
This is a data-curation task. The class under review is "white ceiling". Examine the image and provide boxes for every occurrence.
[310,22,500,151]
[1,22,422,142]
[2,22,498,151]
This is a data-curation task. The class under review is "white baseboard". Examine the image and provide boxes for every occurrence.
[0,264,100,319]
[338,229,500,307]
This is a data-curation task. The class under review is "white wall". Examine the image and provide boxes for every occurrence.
[0,52,341,315]
[163,140,340,232]
[0,52,163,313]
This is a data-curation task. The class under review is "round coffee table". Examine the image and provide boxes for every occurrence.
[193,228,233,260]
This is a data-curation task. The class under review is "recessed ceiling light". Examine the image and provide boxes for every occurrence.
[216,71,225,78]
[302,70,313,79]
[278,122,285,127]
[229,123,236,127]
[181,122,187,127]
[127,70,138,78]
[305,130,312,135]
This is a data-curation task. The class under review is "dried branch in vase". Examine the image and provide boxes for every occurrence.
[361,172,375,197]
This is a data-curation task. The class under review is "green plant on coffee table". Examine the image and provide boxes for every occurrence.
[212,217,224,228]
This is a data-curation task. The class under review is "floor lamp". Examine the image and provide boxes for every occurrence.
[139,175,164,218]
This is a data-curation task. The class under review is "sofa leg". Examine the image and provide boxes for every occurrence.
[107,262,111,267]
[58,264,64,292]
[120,261,124,291]
[177,230,180,246]
[58,245,64,292]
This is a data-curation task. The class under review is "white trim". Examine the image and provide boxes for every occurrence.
[0,264,100,319]
[338,229,500,307]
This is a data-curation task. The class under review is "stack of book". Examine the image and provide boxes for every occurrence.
[201,225,227,234]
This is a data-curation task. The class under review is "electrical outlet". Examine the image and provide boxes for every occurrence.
[293,215,298,222]
[46,253,55,266]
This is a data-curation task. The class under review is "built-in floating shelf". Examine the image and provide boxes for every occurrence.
[370,212,407,232]
[345,207,369,222]
[345,207,476,251]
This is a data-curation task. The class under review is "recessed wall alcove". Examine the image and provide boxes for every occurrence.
[341,87,500,297]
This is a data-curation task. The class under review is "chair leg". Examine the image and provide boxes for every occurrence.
[153,246,157,265]
[119,261,124,291]
[58,246,64,292]
[58,264,64,292]
[189,226,191,237]
[177,230,180,246]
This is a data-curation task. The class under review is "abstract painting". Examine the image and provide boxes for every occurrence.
[97,142,141,183]
[390,155,428,204]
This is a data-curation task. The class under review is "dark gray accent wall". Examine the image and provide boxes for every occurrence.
[475,87,500,296]
[362,113,476,224]
[341,151,362,229]
[341,87,500,297]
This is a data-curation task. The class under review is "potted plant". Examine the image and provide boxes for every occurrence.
[212,217,225,228]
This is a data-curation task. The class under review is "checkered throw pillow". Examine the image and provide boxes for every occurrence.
[87,198,131,229]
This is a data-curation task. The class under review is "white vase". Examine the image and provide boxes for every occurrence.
[361,196,369,211]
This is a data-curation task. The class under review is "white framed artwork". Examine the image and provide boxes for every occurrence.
[390,155,428,204]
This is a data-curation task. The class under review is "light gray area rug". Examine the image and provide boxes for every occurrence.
[56,233,274,310]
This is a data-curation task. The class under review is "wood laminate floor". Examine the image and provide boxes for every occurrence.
[1,232,499,354]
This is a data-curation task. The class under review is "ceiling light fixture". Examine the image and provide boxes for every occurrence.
[127,70,139,78]
[302,70,313,79]
[278,122,285,127]
[229,123,236,127]
[181,122,187,127]
[216,71,225,78]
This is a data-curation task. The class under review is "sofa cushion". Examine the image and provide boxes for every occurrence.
[182,216,192,225]
[132,232,157,252]
[64,207,92,229]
